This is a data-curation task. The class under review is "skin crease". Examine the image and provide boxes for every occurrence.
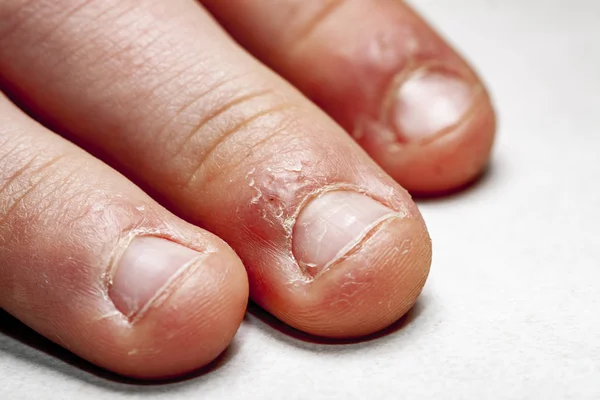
[0,0,431,338]
[0,96,249,378]
[203,0,497,193]
[0,0,493,378]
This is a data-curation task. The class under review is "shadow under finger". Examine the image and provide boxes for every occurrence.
[0,310,238,391]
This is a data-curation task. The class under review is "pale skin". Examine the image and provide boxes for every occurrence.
[0,0,495,378]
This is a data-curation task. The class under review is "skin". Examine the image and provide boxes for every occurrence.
[0,0,495,379]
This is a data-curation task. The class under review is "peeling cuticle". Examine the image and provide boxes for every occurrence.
[241,164,411,282]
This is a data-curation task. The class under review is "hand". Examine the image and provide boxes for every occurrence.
[0,0,495,378]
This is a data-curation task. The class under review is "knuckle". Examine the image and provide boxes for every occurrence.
[172,82,299,191]
[0,0,98,41]
[0,143,74,232]
[0,138,149,253]
[287,0,347,51]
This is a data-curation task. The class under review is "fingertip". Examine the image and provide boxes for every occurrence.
[0,92,250,379]
[202,0,497,194]
[283,214,431,338]
[80,239,249,379]
[360,82,497,194]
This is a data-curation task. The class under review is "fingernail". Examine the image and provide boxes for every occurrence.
[292,191,396,277]
[108,236,203,319]
[388,69,475,142]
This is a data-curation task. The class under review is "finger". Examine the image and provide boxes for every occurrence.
[0,94,248,378]
[0,0,431,337]
[202,0,496,193]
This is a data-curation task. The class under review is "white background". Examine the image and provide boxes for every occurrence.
[1,0,599,398]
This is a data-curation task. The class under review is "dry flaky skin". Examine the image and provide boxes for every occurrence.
[0,0,482,379]
[0,97,249,379]
[192,102,432,336]
[205,0,496,193]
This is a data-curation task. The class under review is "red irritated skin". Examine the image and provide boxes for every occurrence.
[205,0,497,194]
[194,108,432,337]
[0,0,432,346]
[0,0,511,379]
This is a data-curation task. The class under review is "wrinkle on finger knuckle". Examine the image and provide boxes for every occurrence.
[0,0,173,83]
[286,0,348,53]
[0,144,69,231]
[0,150,164,310]
[175,86,300,192]
[0,147,82,299]
[0,143,142,261]
[0,0,104,44]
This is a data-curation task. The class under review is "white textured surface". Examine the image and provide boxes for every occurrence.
[1,1,599,398]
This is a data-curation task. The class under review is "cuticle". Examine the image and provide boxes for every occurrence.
[378,60,483,146]
[103,230,210,322]
[289,185,405,280]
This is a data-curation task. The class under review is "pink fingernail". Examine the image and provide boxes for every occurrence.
[292,191,397,277]
[388,69,475,142]
[108,236,203,319]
